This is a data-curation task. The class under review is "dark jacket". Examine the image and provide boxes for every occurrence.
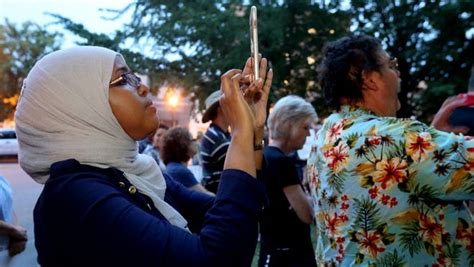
[34,159,265,267]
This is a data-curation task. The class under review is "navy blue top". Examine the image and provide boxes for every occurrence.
[260,147,314,256]
[165,162,199,188]
[34,159,265,267]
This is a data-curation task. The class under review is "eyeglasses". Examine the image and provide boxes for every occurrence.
[388,57,399,72]
[110,72,142,89]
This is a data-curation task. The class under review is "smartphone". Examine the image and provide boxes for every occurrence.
[249,6,259,81]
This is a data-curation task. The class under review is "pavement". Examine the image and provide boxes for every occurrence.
[0,162,42,267]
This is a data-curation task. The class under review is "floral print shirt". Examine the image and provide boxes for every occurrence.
[306,106,474,266]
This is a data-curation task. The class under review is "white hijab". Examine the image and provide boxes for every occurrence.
[15,46,187,229]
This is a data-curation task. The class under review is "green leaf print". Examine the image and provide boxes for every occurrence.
[326,170,346,194]
[359,175,375,189]
[374,250,406,267]
[400,222,423,257]
[346,133,361,149]
[397,170,416,193]
[384,140,406,161]
[348,230,358,242]
[382,118,402,126]
[407,184,440,210]
[404,120,428,133]
[445,241,462,266]
[457,218,469,229]
[355,253,365,264]
[424,241,435,256]
[353,198,382,231]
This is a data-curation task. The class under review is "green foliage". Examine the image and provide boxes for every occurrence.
[350,0,474,123]
[125,1,351,112]
[0,19,62,121]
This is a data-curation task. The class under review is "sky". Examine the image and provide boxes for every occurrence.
[0,0,133,47]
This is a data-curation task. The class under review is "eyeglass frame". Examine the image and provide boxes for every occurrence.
[109,72,142,89]
[388,57,399,72]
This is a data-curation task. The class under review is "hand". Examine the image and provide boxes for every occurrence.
[9,235,27,256]
[0,221,27,256]
[431,93,473,134]
[239,57,273,133]
[219,69,254,137]
[220,69,257,176]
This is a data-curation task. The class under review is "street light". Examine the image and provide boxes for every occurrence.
[166,91,180,127]
[168,95,179,108]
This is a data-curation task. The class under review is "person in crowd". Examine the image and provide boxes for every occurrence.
[137,131,154,153]
[200,90,232,193]
[191,131,204,166]
[15,46,272,266]
[143,124,168,172]
[0,176,27,257]
[161,127,214,195]
[306,35,474,266]
[258,95,318,267]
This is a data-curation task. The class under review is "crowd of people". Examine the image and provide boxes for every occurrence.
[1,32,472,267]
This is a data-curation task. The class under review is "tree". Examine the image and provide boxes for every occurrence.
[48,0,472,121]
[350,0,474,122]
[0,20,62,122]
[124,0,351,114]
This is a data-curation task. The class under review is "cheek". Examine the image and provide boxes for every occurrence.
[109,89,156,140]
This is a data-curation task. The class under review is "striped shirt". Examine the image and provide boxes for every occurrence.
[200,123,231,193]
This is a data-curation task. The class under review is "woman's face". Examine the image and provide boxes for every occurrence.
[288,119,312,151]
[109,55,159,140]
[152,128,167,149]
[373,50,401,116]
[188,141,198,158]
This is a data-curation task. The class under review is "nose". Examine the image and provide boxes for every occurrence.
[137,84,149,97]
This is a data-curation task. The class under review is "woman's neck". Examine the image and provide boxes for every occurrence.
[269,139,294,155]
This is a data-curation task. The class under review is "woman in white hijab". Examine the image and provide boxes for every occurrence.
[15,46,272,267]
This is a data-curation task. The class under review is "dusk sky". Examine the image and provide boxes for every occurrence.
[0,0,133,48]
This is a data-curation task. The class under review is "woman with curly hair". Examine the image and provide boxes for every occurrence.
[307,34,474,266]
[162,127,214,195]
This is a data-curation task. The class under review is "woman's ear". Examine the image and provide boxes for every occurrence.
[361,70,380,91]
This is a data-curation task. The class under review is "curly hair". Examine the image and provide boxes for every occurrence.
[317,35,384,110]
[161,127,194,165]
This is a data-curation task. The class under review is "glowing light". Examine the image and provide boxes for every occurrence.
[329,29,335,34]
[307,56,316,65]
[168,94,179,108]
[307,28,317,34]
